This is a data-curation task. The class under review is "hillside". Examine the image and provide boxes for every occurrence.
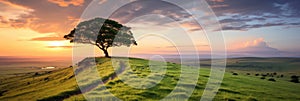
[168,57,300,72]
[0,57,300,100]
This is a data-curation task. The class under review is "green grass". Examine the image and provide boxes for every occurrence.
[0,57,300,101]
[0,67,78,100]
[215,72,300,101]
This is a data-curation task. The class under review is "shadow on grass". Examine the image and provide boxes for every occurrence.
[37,87,81,101]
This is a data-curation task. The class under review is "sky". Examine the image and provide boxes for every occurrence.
[0,0,300,59]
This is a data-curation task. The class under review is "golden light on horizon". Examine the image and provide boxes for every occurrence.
[48,41,65,47]
[45,41,71,51]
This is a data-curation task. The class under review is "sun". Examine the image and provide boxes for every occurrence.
[48,41,65,47]
[45,41,71,50]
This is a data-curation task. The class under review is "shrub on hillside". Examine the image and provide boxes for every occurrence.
[0,90,8,96]
[44,77,49,81]
[34,72,39,76]
[268,78,276,82]
[260,76,266,79]
[290,75,299,83]
[246,73,251,75]
[261,74,267,77]
[255,74,259,76]
[232,73,238,75]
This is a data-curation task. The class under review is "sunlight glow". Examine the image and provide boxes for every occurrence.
[48,41,65,47]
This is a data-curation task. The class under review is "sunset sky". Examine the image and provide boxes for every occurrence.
[0,0,300,59]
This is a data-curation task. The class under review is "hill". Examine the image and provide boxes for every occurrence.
[0,57,300,100]
[168,57,300,72]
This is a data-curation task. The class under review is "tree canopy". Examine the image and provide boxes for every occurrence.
[64,18,137,57]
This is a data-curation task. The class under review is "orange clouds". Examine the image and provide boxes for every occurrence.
[0,0,88,35]
[30,36,64,41]
[0,1,33,27]
[210,0,224,3]
[230,38,269,50]
[0,0,33,17]
[229,38,280,55]
[242,38,266,48]
[180,21,202,32]
[48,0,84,7]
[0,28,72,57]
[98,0,107,4]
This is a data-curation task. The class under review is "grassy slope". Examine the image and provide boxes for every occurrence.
[216,73,300,101]
[0,57,300,101]
[0,68,77,100]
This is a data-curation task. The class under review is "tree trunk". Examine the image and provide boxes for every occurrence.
[102,49,110,58]
[95,44,111,58]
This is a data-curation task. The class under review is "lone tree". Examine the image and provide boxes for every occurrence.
[64,18,137,58]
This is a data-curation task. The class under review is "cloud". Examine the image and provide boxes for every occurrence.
[208,0,296,16]
[98,0,107,4]
[240,38,277,51]
[46,46,72,48]
[218,22,300,31]
[30,36,65,41]
[107,0,207,32]
[210,4,228,8]
[47,0,85,7]
[219,17,266,24]
[2,0,300,35]
[180,21,203,32]
[230,38,281,57]
[1,0,91,35]
[0,1,33,18]
[207,0,300,31]
[107,0,300,32]
[209,0,224,3]
[109,0,193,24]
[0,1,34,28]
